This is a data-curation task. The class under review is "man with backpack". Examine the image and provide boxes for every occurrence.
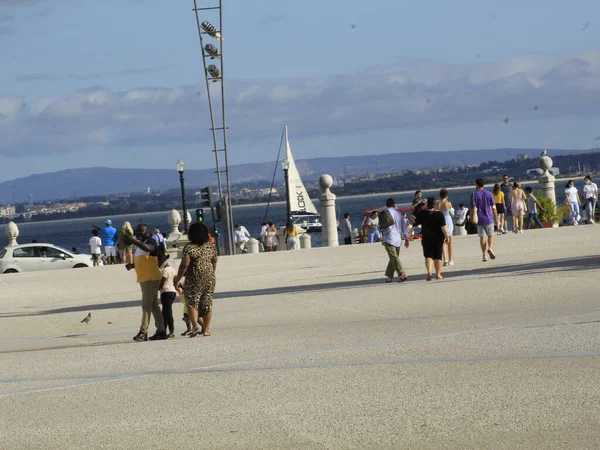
[380,198,410,283]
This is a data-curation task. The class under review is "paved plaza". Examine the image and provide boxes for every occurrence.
[1,225,600,449]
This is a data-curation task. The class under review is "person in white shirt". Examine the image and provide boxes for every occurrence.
[88,229,102,267]
[366,211,380,243]
[381,198,410,283]
[565,180,581,226]
[453,203,468,235]
[234,223,251,254]
[259,221,268,251]
[583,175,598,224]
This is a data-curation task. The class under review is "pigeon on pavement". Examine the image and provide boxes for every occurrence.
[81,313,91,324]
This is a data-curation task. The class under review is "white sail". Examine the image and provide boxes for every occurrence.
[285,126,319,217]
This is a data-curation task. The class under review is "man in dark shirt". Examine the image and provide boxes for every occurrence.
[500,174,513,232]
[414,197,450,280]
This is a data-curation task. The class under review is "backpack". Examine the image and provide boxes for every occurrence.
[378,209,395,229]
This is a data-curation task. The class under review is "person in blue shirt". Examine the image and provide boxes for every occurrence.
[93,219,118,265]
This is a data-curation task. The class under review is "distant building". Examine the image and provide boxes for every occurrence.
[516,154,530,161]
[0,205,16,217]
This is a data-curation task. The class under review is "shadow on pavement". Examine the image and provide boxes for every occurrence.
[2,256,597,317]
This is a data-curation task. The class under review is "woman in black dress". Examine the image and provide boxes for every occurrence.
[414,197,451,280]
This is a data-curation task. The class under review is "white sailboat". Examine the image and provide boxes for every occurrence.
[283,125,323,232]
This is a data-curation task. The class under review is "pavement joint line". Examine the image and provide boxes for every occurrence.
[2,308,600,393]
[2,350,600,398]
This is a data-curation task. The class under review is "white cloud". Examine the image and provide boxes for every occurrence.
[2,51,600,157]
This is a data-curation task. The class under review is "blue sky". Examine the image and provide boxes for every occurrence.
[1,0,600,182]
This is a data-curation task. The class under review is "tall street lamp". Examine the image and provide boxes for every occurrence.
[282,158,291,223]
[177,159,189,234]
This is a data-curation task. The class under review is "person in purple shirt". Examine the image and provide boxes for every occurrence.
[469,178,498,262]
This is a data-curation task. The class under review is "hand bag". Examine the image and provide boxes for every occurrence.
[470,193,479,224]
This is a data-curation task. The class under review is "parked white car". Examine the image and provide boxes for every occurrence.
[0,243,93,274]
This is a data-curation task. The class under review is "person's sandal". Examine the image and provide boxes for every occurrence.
[398,274,408,282]
[426,274,432,281]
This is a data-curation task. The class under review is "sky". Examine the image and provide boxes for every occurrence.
[1,0,600,182]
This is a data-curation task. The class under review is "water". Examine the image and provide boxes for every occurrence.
[1,181,574,253]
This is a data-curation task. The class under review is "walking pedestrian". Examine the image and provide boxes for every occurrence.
[470,178,498,262]
[565,180,581,226]
[415,197,451,280]
[583,176,598,224]
[381,198,410,283]
[159,261,177,338]
[174,222,218,337]
[524,187,545,229]
[341,213,353,245]
[511,182,526,233]
[500,175,513,232]
[436,189,454,266]
[123,224,168,342]
[493,184,506,235]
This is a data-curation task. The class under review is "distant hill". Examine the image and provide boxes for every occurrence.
[0,148,591,203]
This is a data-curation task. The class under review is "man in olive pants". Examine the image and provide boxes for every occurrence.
[124,224,168,342]
[381,198,410,283]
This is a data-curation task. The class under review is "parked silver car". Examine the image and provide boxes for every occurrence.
[0,244,93,274]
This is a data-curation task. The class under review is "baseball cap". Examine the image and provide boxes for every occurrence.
[105,219,112,225]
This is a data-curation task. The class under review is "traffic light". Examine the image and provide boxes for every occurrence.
[195,208,205,223]
[214,201,223,222]
[200,186,213,208]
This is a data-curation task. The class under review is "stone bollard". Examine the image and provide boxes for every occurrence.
[538,155,556,205]
[165,209,188,259]
[6,221,19,246]
[454,224,467,236]
[319,174,339,247]
[247,238,260,254]
[300,233,312,249]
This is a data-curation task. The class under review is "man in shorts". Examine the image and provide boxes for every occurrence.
[93,219,118,265]
[500,174,513,231]
[470,178,498,262]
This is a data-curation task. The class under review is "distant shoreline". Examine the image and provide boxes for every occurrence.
[1,176,581,227]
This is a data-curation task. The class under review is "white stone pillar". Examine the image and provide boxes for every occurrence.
[166,209,188,259]
[538,155,556,205]
[319,174,339,247]
[6,221,19,246]
[300,233,312,249]
[247,238,260,254]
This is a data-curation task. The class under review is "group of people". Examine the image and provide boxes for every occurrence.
[564,176,598,226]
[121,221,217,342]
[234,220,299,253]
[88,219,165,267]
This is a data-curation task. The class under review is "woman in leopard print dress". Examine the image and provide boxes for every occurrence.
[174,223,218,337]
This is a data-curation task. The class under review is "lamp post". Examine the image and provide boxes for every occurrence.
[282,158,291,223]
[177,160,189,234]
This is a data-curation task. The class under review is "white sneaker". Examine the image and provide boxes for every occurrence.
[590,220,595,225]
[448,260,455,266]
[519,229,524,234]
